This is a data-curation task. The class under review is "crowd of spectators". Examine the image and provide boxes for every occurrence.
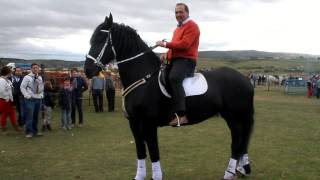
[0,64,116,138]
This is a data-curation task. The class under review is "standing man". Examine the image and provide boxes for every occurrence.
[9,67,25,127]
[105,71,115,112]
[70,68,88,127]
[20,63,44,138]
[316,77,320,99]
[156,3,200,126]
[90,71,105,112]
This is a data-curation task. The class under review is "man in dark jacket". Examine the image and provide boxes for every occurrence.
[9,67,25,127]
[70,68,88,127]
[105,71,115,112]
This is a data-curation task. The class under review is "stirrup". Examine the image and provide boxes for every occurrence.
[174,113,181,127]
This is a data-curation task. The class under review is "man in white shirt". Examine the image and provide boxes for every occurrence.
[20,63,44,138]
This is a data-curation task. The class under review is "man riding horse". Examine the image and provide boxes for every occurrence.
[84,5,254,179]
[156,3,200,126]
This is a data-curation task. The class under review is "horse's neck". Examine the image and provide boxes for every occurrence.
[112,28,160,88]
[117,54,160,89]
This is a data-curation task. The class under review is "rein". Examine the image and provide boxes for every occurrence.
[115,45,158,65]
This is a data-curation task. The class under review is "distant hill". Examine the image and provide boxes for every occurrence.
[0,58,84,69]
[198,50,319,60]
[1,50,319,69]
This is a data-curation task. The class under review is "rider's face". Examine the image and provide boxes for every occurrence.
[175,5,188,23]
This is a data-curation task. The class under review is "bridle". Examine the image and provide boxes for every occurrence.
[86,27,161,105]
[86,28,159,69]
[86,29,116,69]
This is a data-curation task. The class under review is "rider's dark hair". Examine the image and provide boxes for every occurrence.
[176,3,189,13]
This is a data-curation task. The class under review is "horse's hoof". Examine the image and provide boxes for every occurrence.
[236,164,251,178]
[236,167,245,177]
[221,176,237,180]
[222,170,237,180]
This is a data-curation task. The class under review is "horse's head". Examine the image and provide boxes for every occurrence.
[84,13,115,79]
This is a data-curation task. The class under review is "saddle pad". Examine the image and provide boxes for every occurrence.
[158,72,208,98]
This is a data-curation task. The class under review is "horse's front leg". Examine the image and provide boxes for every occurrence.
[129,119,147,180]
[143,121,162,180]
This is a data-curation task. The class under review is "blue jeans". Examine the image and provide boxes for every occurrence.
[24,98,41,135]
[61,109,72,128]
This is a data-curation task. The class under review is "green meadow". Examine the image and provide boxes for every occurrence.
[198,58,320,74]
[0,85,319,180]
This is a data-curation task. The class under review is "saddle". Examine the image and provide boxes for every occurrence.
[158,65,208,98]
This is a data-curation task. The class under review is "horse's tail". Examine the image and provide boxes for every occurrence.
[242,89,255,155]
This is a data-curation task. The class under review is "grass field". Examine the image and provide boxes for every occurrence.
[0,86,319,180]
[197,58,320,75]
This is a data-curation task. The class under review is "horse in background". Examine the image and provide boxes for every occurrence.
[84,14,254,180]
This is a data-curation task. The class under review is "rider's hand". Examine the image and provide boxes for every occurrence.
[160,53,167,63]
[156,41,166,47]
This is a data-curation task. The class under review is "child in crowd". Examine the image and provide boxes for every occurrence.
[59,77,73,130]
[42,81,55,131]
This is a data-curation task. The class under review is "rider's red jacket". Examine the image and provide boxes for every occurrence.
[166,19,200,61]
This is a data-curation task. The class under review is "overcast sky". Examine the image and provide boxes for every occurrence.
[0,0,319,61]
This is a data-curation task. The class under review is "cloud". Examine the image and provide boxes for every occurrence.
[0,0,319,60]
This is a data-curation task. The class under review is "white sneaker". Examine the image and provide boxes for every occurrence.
[25,134,33,138]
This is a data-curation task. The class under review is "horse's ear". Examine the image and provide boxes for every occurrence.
[109,13,113,22]
[104,13,113,29]
[104,16,109,23]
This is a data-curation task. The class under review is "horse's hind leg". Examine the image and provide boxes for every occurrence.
[237,115,254,177]
[129,119,147,180]
[223,114,254,180]
[222,119,244,180]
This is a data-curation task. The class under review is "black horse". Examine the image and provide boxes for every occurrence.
[84,14,254,180]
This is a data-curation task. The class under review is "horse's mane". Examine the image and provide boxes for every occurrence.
[90,20,161,73]
[90,22,149,52]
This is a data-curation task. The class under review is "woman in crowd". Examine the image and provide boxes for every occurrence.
[0,66,21,135]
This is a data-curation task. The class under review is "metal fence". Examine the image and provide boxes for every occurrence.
[284,79,307,94]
